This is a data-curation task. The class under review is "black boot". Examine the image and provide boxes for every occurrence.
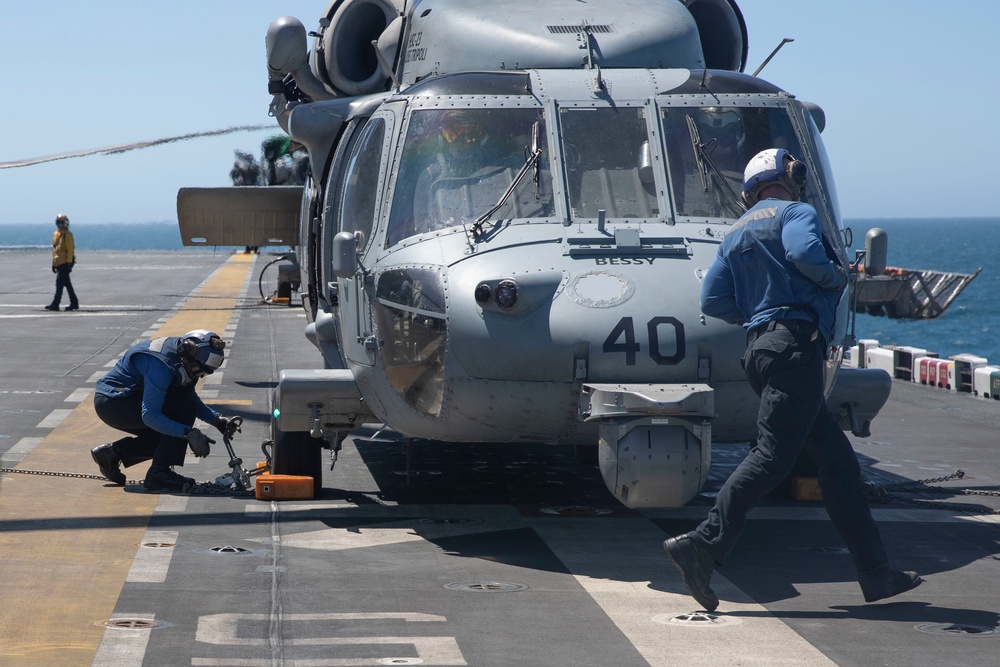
[143,465,195,492]
[663,532,719,611]
[859,565,923,603]
[44,304,60,311]
[91,443,126,485]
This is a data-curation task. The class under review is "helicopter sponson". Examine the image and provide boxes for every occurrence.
[177,0,891,509]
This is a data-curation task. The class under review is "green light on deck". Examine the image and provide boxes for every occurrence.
[272,408,281,419]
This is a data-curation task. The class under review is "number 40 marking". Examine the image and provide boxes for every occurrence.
[602,316,685,365]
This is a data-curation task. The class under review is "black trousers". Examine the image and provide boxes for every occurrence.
[51,263,78,307]
[692,323,889,577]
[94,390,196,469]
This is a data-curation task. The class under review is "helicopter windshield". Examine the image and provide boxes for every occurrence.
[661,106,806,220]
[386,108,553,247]
[559,106,659,219]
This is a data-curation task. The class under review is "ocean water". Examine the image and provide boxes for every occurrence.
[0,221,187,251]
[3,218,997,362]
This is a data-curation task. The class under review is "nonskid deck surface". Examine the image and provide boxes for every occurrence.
[1,250,998,666]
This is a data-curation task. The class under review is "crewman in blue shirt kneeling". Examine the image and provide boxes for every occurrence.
[90,329,235,492]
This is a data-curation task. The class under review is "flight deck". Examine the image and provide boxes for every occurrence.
[2,250,998,666]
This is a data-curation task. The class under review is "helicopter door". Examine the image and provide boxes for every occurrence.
[336,106,399,366]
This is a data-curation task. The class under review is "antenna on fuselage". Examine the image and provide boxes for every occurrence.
[752,38,794,77]
[579,22,605,92]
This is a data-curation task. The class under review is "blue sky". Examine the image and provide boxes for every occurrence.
[2,1,998,224]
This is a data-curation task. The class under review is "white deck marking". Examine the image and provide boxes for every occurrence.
[126,530,179,583]
[248,505,520,552]
[36,408,73,428]
[154,494,189,513]
[193,613,466,666]
[92,613,157,667]
[65,387,92,403]
[532,519,837,667]
[0,436,43,464]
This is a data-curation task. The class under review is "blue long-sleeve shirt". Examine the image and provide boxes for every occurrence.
[96,337,220,438]
[700,198,846,343]
[130,354,219,437]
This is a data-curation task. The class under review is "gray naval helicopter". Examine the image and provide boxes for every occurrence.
[178,0,890,507]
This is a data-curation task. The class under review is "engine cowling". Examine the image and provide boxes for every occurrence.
[682,0,748,72]
[301,0,748,98]
[313,0,404,96]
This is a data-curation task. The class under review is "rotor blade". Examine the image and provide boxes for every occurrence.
[0,123,277,170]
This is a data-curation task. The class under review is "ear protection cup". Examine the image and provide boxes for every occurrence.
[786,158,806,188]
[179,338,198,359]
[781,158,807,201]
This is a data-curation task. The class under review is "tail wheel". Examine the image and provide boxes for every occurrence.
[270,420,324,497]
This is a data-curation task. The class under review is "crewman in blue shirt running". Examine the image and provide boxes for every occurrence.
[90,330,235,492]
[663,148,922,610]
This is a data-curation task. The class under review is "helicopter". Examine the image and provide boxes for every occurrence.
[177,0,891,508]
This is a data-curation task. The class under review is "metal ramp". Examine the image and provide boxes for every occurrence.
[855,266,981,319]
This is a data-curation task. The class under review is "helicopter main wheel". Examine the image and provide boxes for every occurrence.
[270,420,324,498]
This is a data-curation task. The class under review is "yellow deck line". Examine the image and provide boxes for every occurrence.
[0,252,254,665]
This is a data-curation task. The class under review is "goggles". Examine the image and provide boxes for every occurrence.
[202,335,226,352]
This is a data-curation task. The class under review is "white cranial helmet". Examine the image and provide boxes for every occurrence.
[742,148,806,206]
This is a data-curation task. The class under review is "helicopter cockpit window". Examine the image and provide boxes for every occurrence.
[386,108,553,247]
[339,117,386,245]
[662,106,806,221]
[801,109,842,224]
[559,107,658,219]
[372,268,446,417]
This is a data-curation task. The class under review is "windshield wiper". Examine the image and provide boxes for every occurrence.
[469,121,542,241]
[686,115,711,192]
[685,115,747,215]
[531,120,542,202]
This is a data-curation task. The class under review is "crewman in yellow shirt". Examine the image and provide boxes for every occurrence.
[45,213,79,311]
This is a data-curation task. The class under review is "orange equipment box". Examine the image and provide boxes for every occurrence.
[255,473,314,500]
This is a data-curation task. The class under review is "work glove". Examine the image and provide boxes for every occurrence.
[186,427,215,458]
[213,414,237,438]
